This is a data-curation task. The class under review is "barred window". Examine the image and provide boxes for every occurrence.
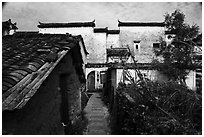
[153,43,160,48]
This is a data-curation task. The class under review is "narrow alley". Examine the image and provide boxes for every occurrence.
[2,3,202,135]
[83,92,111,135]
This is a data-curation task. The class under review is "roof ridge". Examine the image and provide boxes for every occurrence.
[118,20,165,27]
[38,20,96,28]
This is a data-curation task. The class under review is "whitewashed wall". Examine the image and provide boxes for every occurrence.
[107,34,120,49]
[93,32,107,63]
[39,27,93,35]
[119,26,165,63]
[86,67,108,89]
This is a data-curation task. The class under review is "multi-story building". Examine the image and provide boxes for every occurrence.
[37,20,198,91]
[106,20,198,91]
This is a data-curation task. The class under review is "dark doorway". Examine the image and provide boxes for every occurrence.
[87,71,95,91]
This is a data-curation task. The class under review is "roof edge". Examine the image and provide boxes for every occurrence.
[37,20,96,28]
[118,20,165,27]
[93,27,108,33]
[107,30,120,34]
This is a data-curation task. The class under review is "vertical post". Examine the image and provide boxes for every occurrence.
[95,71,97,90]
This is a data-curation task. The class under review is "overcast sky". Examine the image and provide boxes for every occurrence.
[2,2,202,32]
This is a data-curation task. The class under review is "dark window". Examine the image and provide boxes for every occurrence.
[135,44,139,49]
[134,40,140,50]
[97,72,100,82]
[100,71,106,84]
[153,43,160,48]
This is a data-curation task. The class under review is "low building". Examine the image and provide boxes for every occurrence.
[109,20,198,91]
[2,32,87,134]
[36,20,200,91]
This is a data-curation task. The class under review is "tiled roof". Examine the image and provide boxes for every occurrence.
[118,20,165,27]
[107,30,120,34]
[2,33,86,111]
[93,27,108,33]
[37,20,95,28]
[107,48,131,57]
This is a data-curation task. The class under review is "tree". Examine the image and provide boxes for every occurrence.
[164,10,199,41]
[154,9,200,85]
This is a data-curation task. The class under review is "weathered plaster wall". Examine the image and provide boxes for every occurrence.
[119,26,165,63]
[93,32,107,63]
[39,27,92,35]
[59,52,82,122]
[107,34,120,49]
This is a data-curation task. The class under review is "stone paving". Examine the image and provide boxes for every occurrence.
[83,93,110,135]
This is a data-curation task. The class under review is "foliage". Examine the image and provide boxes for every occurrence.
[154,10,200,83]
[115,80,202,135]
[164,10,199,41]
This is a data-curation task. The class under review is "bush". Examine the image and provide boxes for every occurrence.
[115,81,202,135]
